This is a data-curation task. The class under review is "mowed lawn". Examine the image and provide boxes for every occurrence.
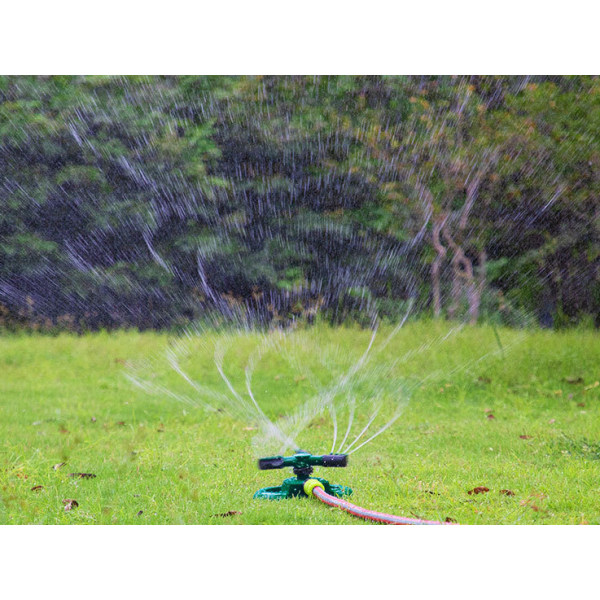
[1,324,599,525]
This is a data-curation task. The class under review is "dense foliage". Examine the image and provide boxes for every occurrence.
[1,76,599,330]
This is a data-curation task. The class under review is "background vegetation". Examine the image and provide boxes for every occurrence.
[1,76,599,331]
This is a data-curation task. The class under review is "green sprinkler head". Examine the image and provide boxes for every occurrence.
[254,452,352,500]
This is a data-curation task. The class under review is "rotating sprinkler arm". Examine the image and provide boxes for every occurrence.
[259,452,348,472]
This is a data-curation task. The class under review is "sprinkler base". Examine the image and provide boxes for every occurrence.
[254,476,352,500]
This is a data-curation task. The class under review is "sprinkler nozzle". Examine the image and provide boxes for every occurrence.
[258,456,286,470]
[321,454,348,467]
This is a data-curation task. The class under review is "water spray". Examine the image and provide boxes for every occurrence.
[254,451,449,524]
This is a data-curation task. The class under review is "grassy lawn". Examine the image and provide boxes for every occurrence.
[1,323,599,525]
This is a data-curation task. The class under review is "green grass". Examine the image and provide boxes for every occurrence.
[1,323,599,524]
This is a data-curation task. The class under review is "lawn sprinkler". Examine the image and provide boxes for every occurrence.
[253,451,449,524]
[253,451,353,500]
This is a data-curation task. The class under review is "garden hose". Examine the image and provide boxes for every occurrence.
[303,479,449,525]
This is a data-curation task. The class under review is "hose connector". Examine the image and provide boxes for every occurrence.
[303,478,325,497]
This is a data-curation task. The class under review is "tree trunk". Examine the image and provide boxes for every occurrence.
[431,214,448,318]
[467,249,487,325]
[443,229,478,323]
[447,252,462,320]
[443,170,488,324]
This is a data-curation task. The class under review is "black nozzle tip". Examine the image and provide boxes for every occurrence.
[258,456,284,470]
[321,454,348,467]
